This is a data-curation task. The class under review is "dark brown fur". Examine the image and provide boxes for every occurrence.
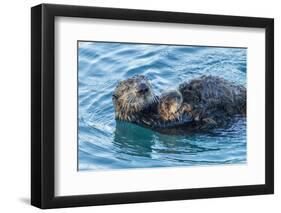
[112,75,246,133]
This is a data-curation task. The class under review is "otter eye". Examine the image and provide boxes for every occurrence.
[126,79,134,84]
[112,94,118,99]
[141,75,149,81]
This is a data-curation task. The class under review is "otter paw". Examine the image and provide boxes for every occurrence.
[202,117,217,125]
[180,103,192,113]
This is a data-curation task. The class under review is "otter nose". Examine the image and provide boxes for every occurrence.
[138,83,149,93]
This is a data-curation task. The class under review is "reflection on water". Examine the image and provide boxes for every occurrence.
[78,41,247,171]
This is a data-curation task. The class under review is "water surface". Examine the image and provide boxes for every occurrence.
[78,41,247,171]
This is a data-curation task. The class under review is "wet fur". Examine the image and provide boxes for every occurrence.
[112,75,246,133]
[158,90,193,123]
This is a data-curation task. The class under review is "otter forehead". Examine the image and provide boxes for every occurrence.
[119,75,149,86]
[161,90,182,101]
[113,75,151,96]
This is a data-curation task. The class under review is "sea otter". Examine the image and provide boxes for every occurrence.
[112,75,246,133]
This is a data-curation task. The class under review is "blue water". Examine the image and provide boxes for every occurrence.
[78,41,247,171]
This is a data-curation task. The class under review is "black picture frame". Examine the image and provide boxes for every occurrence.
[31,3,274,209]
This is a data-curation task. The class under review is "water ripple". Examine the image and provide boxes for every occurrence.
[78,42,247,171]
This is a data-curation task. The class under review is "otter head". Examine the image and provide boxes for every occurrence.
[112,75,157,121]
[160,90,183,113]
[158,90,183,121]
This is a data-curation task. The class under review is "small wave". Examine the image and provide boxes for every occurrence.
[78,41,247,170]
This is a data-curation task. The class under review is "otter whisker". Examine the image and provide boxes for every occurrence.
[154,96,158,103]
[120,100,128,114]
[131,96,136,106]
[128,97,133,105]
[152,95,159,104]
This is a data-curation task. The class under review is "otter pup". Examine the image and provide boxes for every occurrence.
[112,75,246,132]
[158,90,192,122]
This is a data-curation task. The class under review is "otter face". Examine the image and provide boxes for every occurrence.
[158,90,183,121]
[160,90,183,114]
[112,75,157,120]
